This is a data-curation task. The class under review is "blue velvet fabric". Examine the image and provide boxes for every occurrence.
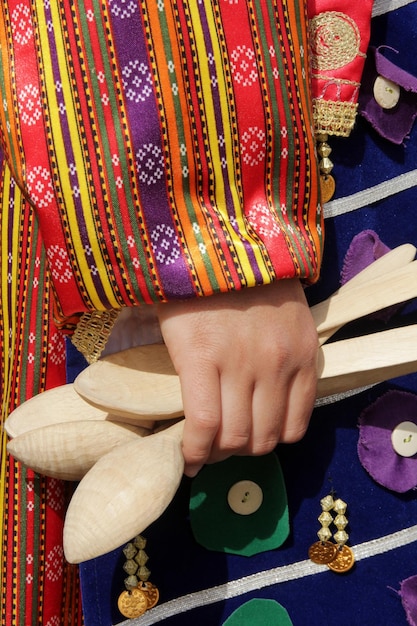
[73,4,417,624]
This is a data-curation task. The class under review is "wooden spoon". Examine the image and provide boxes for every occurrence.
[7,420,149,481]
[319,243,415,297]
[316,243,416,344]
[63,323,417,562]
[74,253,417,421]
[312,260,417,342]
[74,344,183,421]
[317,324,417,397]
[75,321,417,424]
[63,419,184,563]
[4,383,155,438]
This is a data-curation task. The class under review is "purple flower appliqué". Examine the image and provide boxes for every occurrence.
[358,390,417,493]
[359,46,417,145]
[400,575,417,626]
[341,230,399,323]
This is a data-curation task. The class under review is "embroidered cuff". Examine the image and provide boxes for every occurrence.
[308,1,374,136]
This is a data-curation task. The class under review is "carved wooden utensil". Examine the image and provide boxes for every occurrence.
[7,420,149,481]
[4,383,155,438]
[74,257,417,421]
[63,419,184,563]
[63,321,417,562]
[8,245,417,563]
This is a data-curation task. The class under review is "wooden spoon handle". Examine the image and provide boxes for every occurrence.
[312,261,417,341]
[327,243,415,295]
[317,324,417,398]
[316,243,416,345]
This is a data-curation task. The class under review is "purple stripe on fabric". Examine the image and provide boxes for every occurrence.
[108,3,195,298]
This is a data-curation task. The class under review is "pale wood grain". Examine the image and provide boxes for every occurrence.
[312,260,417,341]
[7,420,149,481]
[63,420,184,563]
[4,383,154,437]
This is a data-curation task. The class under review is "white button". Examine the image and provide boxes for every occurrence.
[373,75,400,110]
[227,480,263,515]
[391,421,417,457]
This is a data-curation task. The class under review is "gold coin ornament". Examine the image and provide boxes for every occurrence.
[141,581,160,609]
[309,495,354,573]
[327,545,355,573]
[320,174,336,203]
[308,540,338,565]
[117,588,149,619]
[118,535,160,618]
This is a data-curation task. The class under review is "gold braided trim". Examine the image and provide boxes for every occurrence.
[312,74,360,88]
[313,99,358,137]
[71,309,120,364]
[309,12,365,72]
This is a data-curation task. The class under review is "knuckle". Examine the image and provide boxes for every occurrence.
[220,431,250,454]
[189,408,220,433]
[251,437,278,456]
[281,420,309,444]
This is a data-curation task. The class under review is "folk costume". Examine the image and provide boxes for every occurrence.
[8,1,417,624]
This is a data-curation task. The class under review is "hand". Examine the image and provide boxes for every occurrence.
[157,279,318,477]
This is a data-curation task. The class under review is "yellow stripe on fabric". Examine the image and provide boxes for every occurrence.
[0,174,11,608]
[34,1,118,310]
[0,4,20,181]
[188,3,263,285]
[0,164,20,624]
[0,165,19,421]
[0,433,7,615]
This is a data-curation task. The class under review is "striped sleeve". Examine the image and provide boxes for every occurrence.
[0,0,323,323]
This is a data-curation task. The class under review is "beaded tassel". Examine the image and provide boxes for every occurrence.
[118,535,159,619]
[316,133,336,203]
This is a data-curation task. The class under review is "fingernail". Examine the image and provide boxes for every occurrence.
[184,465,202,478]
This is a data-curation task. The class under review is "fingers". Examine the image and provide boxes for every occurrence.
[183,356,316,471]
[157,279,319,476]
[246,376,288,455]
[179,361,221,477]
[181,362,316,475]
[279,364,318,443]
[205,370,253,464]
